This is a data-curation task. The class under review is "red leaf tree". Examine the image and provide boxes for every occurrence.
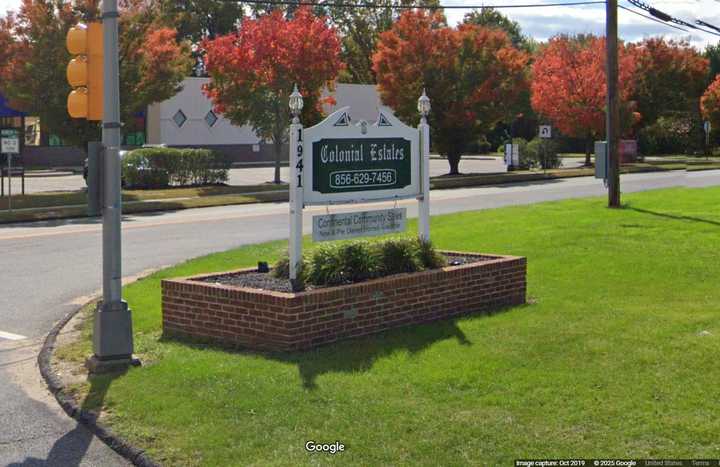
[203,8,343,184]
[634,38,709,125]
[530,35,638,165]
[702,75,720,132]
[373,10,529,175]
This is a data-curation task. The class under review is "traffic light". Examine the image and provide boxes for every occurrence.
[66,22,103,121]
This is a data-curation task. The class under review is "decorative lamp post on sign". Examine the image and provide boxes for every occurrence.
[289,85,304,288]
[417,89,431,241]
[290,85,303,123]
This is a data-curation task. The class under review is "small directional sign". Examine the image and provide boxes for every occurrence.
[704,121,712,134]
[539,125,552,139]
[1,129,20,154]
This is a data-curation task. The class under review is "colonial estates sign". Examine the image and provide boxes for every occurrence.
[287,97,431,282]
[302,107,421,204]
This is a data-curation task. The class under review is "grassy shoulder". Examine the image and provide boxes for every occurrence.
[0,188,288,224]
[58,187,720,465]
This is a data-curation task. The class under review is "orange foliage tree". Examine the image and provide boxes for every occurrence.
[0,0,190,147]
[634,38,709,125]
[701,75,720,131]
[203,8,343,183]
[373,10,529,175]
[531,35,638,165]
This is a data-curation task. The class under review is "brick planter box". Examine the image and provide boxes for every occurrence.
[161,252,526,352]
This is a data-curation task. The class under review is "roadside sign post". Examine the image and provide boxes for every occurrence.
[705,121,712,157]
[287,88,431,289]
[1,129,20,212]
[539,125,552,173]
[7,153,11,212]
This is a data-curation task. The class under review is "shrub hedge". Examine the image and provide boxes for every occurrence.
[121,148,230,189]
[637,115,705,155]
[499,138,561,170]
[273,237,447,289]
[526,138,562,169]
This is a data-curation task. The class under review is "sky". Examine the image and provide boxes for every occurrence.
[1,0,718,49]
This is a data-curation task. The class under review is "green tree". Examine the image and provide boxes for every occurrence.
[633,38,709,126]
[706,43,720,82]
[157,0,243,43]
[462,8,529,51]
[320,0,439,84]
[0,0,191,148]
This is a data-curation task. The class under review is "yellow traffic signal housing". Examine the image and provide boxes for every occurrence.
[68,88,89,119]
[66,57,87,88]
[66,22,103,121]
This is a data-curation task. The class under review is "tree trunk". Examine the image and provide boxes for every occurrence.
[447,153,461,175]
[585,138,593,167]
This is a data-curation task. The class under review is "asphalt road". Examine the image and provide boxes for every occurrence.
[18,157,586,194]
[0,169,717,466]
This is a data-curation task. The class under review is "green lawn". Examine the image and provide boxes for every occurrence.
[61,187,720,465]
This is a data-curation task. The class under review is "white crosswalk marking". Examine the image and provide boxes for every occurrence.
[0,330,27,341]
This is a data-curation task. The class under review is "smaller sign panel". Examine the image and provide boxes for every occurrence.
[313,208,406,242]
[704,121,712,134]
[504,143,520,167]
[1,136,19,154]
[539,125,552,139]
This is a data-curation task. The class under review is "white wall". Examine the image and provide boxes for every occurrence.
[146,77,261,146]
[147,78,382,147]
[322,83,382,123]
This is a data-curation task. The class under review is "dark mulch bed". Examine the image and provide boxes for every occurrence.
[195,254,494,293]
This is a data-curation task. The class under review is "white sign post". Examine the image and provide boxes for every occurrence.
[417,90,431,241]
[287,88,431,288]
[1,130,20,212]
[705,121,712,152]
[288,86,304,286]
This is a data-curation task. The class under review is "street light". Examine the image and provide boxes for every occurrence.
[417,89,431,122]
[289,84,303,123]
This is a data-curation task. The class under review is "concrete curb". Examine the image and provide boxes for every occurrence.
[37,303,161,467]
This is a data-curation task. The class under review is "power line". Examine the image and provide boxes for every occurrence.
[696,19,720,33]
[237,0,606,9]
[627,0,720,36]
[619,4,689,31]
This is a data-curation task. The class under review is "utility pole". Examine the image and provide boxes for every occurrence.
[606,0,621,208]
[87,0,136,372]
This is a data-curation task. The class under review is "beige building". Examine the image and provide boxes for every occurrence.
[146,78,381,163]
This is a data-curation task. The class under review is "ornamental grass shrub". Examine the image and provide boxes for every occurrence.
[272,237,447,288]
[121,148,230,189]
